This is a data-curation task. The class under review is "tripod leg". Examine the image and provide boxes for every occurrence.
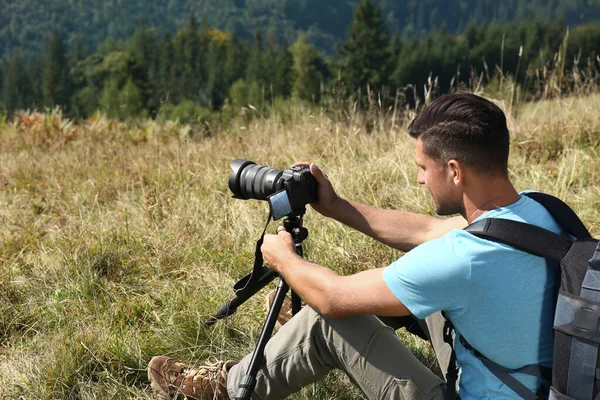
[234,277,290,400]
[291,291,302,315]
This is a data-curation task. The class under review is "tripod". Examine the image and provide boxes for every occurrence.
[204,213,307,400]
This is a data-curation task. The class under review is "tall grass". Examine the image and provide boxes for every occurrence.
[0,86,599,399]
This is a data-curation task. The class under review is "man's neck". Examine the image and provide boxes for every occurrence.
[462,179,521,223]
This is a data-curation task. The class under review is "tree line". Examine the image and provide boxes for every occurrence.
[2,0,600,124]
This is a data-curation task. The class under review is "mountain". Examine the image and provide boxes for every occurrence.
[2,0,600,60]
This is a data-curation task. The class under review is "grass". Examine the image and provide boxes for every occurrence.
[0,91,599,399]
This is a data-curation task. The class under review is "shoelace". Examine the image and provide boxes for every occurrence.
[171,358,225,398]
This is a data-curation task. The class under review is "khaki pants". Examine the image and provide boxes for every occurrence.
[227,307,452,399]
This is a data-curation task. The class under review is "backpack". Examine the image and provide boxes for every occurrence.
[443,192,600,400]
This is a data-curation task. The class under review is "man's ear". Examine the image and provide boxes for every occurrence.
[447,159,463,185]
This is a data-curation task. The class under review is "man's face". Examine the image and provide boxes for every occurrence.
[415,139,462,216]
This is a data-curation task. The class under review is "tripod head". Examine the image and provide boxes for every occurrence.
[282,213,308,243]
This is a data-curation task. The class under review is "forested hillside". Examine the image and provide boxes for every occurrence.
[2,0,600,125]
[3,0,600,59]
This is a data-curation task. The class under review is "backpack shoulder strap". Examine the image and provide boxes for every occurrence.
[465,218,572,262]
[523,192,591,239]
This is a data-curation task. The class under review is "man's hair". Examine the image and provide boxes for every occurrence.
[407,93,510,176]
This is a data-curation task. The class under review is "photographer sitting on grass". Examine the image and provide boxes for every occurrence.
[148,93,557,399]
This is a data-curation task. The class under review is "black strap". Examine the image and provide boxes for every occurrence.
[459,336,551,381]
[523,192,591,239]
[443,317,549,400]
[233,211,272,293]
[478,357,540,400]
[466,218,573,262]
[443,317,459,399]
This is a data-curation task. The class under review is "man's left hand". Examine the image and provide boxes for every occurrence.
[261,227,296,273]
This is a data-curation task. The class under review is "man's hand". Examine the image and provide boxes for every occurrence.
[292,162,466,252]
[293,162,341,218]
[260,228,412,319]
[261,227,297,273]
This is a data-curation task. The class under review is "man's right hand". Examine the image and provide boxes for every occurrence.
[293,161,466,252]
[293,162,341,218]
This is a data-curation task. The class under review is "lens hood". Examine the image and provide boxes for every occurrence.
[228,159,255,199]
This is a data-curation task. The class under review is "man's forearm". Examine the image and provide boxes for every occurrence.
[275,253,341,316]
[329,198,465,252]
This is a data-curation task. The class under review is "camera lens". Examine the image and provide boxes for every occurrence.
[229,159,283,200]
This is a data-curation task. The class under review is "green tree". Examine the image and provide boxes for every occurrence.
[67,35,88,116]
[117,78,145,119]
[246,31,265,85]
[98,51,141,88]
[68,35,87,66]
[229,78,262,112]
[173,27,200,103]
[127,23,158,112]
[273,43,294,98]
[26,55,44,109]
[157,32,175,104]
[71,86,99,118]
[99,78,121,118]
[340,0,391,96]
[261,29,280,95]
[223,34,247,87]
[290,35,325,103]
[172,15,204,103]
[127,22,156,71]
[206,38,228,110]
[42,29,70,110]
[2,53,33,115]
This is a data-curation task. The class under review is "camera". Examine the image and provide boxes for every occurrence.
[228,159,318,219]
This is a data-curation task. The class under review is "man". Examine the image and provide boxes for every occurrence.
[148,93,558,399]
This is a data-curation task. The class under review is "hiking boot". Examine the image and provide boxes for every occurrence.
[148,355,236,400]
[265,289,296,328]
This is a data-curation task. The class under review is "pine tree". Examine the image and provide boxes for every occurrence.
[290,35,325,103]
[2,53,33,115]
[246,31,265,85]
[229,78,262,112]
[261,29,279,96]
[117,78,145,119]
[42,29,70,110]
[223,34,247,86]
[68,36,87,65]
[99,78,121,118]
[157,32,175,104]
[127,23,157,114]
[340,0,391,97]
[273,43,294,98]
[67,35,88,116]
[71,87,98,118]
[205,38,228,110]
[172,13,203,103]
[26,55,44,109]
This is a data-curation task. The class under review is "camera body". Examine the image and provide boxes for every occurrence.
[228,159,318,219]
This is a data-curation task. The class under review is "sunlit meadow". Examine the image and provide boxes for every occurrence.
[1,90,599,398]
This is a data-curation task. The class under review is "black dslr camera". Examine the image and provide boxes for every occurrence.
[228,159,318,219]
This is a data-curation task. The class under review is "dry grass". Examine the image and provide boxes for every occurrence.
[0,91,599,399]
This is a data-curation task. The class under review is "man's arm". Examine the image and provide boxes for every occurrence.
[303,163,466,252]
[332,199,466,252]
[261,229,410,318]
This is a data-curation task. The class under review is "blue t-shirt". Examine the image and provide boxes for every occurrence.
[383,193,563,399]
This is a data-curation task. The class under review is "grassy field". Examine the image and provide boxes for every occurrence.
[1,93,599,399]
